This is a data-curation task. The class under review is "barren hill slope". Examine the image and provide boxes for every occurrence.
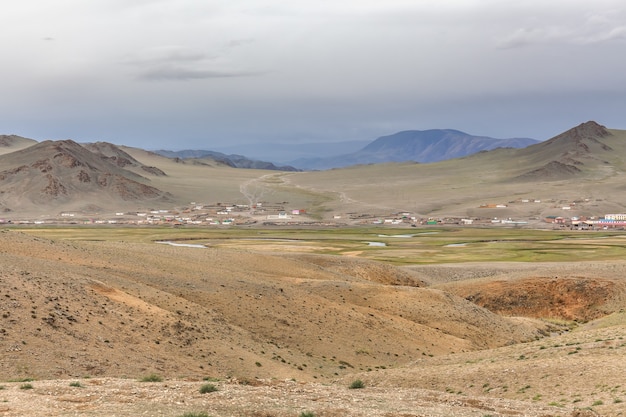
[0,134,37,155]
[0,229,550,383]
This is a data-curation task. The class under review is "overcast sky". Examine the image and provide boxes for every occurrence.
[2,0,626,149]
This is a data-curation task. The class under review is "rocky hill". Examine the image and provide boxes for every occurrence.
[512,121,615,181]
[0,140,170,214]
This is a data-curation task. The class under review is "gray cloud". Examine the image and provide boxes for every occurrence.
[496,7,626,49]
[123,46,216,65]
[139,65,264,81]
[2,0,626,149]
[124,45,263,81]
[225,38,255,49]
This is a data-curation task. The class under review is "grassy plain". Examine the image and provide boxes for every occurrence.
[17,225,626,264]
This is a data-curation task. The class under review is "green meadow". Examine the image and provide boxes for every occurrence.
[14,225,626,264]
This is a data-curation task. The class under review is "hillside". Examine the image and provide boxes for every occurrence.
[0,140,170,215]
[0,134,37,155]
[0,229,549,382]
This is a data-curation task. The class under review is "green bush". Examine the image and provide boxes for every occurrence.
[179,413,210,417]
[300,412,316,417]
[19,383,33,390]
[69,381,83,388]
[348,379,365,389]
[140,374,163,382]
[199,383,218,394]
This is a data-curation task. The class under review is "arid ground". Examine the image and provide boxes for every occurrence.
[2,226,626,416]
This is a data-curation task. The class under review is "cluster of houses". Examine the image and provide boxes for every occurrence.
[0,201,311,226]
[3,193,626,229]
[546,214,626,229]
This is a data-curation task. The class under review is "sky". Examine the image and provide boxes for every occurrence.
[1,0,626,150]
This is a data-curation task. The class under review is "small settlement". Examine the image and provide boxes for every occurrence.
[1,197,624,229]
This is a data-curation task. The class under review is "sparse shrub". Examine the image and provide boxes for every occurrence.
[140,374,163,382]
[20,383,33,390]
[69,381,83,388]
[179,413,210,417]
[348,379,365,389]
[300,412,316,417]
[592,400,604,406]
[255,361,262,367]
[199,383,218,394]
[10,378,33,383]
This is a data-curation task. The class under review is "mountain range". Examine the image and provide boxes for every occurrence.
[0,121,623,219]
[288,129,538,169]
[161,129,539,170]
[153,149,300,171]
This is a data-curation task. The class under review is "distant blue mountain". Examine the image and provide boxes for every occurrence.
[289,129,539,170]
[154,149,300,171]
